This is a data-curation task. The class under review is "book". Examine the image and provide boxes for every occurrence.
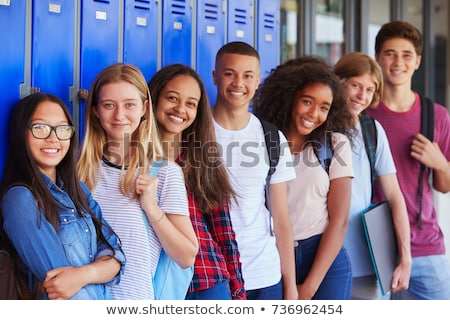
[361,201,398,296]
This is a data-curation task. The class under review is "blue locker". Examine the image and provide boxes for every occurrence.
[161,0,192,67]
[0,0,26,177]
[32,0,76,112]
[123,0,159,81]
[195,0,224,107]
[227,0,254,45]
[79,0,120,139]
[256,0,280,79]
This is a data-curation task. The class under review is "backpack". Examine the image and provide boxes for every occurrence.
[0,249,18,299]
[258,116,280,237]
[145,161,194,299]
[361,95,434,230]
[257,115,377,233]
[314,95,434,230]
[312,115,378,177]
[0,233,40,299]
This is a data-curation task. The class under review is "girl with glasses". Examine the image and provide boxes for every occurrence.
[0,92,126,299]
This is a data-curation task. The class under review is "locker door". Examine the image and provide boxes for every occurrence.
[227,0,254,45]
[123,0,159,81]
[79,0,120,139]
[31,0,76,112]
[195,0,224,106]
[161,0,192,67]
[0,0,26,176]
[256,0,280,79]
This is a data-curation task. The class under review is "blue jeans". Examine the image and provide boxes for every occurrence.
[246,280,282,300]
[392,254,450,300]
[295,234,352,299]
[185,281,232,300]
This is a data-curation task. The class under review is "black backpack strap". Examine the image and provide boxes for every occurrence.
[313,131,333,174]
[257,116,280,236]
[259,118,280,178]
[417,95,435,229]
[420,95,435,142]
[360,112,378,201]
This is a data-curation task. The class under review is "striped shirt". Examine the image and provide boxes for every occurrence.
[92,159,189,299]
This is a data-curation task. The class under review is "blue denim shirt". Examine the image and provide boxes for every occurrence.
[1,173,126,300]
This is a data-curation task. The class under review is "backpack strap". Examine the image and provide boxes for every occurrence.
[417,95,435,230]
[256,115,280,236]
[313,131,333,174]
[360,112,378,201]
[420,95,435,142]
[259,117,280,178]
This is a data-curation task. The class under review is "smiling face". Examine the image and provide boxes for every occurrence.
[94,80,147,143]
[344,74,377,117]
[155,74,201,137]
[213,53,261,110]
[376,37,421,88]
[288,82,333,146]
[28,100,71,180]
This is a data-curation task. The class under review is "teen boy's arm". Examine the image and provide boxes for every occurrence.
[411,132,450,193]
[270,182,298,300]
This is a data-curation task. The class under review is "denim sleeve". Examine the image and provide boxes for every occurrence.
[80,182,126,285]
[2,186,70,282]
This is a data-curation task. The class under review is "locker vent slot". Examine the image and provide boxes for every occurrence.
[204,2,219,21]
[263,13,275,30]
[171,0,187,16]
[233,8,248,25]
[134,0,150,11]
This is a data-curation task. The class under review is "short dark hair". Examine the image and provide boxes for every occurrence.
[375,20,423,55]
[215,41,260,66]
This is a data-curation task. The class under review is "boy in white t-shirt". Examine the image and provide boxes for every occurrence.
[212,41,297,300]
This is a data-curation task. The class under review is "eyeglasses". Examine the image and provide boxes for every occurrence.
[29,123,75,140]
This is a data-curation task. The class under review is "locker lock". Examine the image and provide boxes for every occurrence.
[78,89,89,100]
[30,87,41,94]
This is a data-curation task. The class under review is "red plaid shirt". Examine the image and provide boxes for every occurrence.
[185,190,246,299]
[176,150,245,299]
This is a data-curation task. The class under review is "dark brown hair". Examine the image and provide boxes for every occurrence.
[148,64,236,213]
[375,20,423,56]
[0,93,115,298]
[215,41,260,67]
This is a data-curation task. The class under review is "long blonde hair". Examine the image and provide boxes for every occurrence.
[77,63,164,198]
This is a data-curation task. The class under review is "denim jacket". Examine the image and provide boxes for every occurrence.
[1,173,126,299]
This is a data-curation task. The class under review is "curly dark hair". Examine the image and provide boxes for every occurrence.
[253,55,354,144]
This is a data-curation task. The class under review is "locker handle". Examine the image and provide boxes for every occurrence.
[30,87,41,94]
[78,89,89,100]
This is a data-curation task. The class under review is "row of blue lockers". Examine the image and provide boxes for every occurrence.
[0,0,280,175]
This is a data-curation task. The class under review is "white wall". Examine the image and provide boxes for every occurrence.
[434,191,450,262]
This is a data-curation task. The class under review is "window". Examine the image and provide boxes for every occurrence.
[281,0,298,62]
[315,0,344,65]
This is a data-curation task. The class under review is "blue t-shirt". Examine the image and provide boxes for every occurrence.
[344,120,396,277]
